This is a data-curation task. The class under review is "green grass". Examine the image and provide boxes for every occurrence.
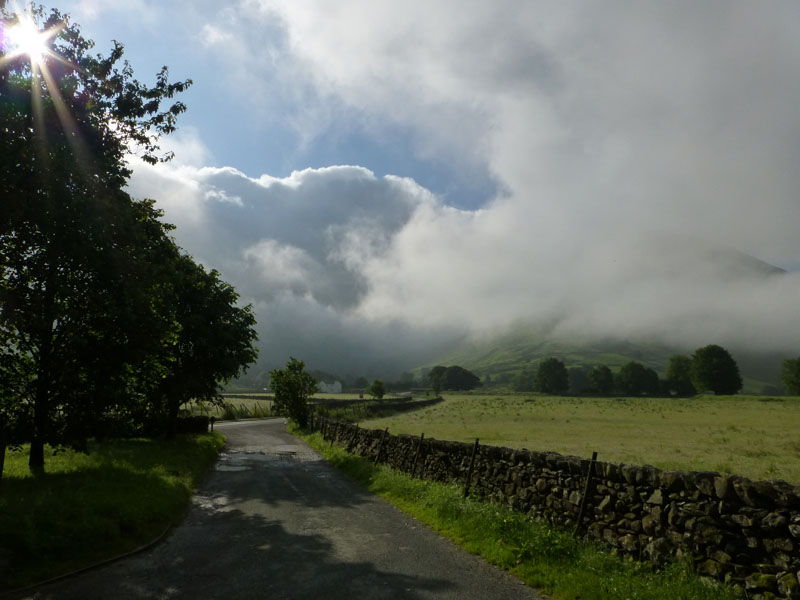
[358,393,800,483]
[295,428,741,600]
[190,397,275,419]
[0,433,225,591]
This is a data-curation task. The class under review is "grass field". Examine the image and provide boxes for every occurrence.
[359,393,800,484]
[0,433,224,591]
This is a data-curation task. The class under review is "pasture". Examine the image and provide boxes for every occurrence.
[359,393,800,484]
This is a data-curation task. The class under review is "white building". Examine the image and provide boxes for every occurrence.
[317,380,342,394]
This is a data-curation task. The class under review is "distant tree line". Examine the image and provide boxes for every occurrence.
[0,7,258,475]
[510,344,751,396]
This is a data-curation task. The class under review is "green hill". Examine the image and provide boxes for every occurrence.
[420,324,784,394]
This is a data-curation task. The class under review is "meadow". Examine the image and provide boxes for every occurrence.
[359,393,800,484]
[0,433,224,590]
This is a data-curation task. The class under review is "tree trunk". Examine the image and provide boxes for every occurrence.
[166,399,179,439]
[29,366,50,471]
[0,426,6,485]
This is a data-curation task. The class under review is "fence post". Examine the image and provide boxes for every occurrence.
[463,438,480,498]
[374,427,389,465]
[573,451,598,537]
[329,422,339,449]
[410,433,425,478]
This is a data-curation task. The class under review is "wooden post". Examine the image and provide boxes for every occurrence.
[329,422,339,449]
[373,427,389,465]
[573,451,598,537]
[410,433,425,478]
[463,438,480,498]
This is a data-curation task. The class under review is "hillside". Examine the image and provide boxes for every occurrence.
[423,327,784,393]
[419,239,792,393]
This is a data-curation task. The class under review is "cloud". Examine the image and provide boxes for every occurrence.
[128,2,800,372]
[127,161,462,373]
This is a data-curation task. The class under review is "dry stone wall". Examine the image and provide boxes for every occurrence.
[317,418,800,599]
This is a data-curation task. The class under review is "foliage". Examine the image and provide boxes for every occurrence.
[367,379,385,399]
[428,365,447,395]
[588,365,614,395]
[443,365,482,390]
[615,362,659,396]
[270,358,317,428]
[148,255,258,437]
[534,358,569,395]
[428,365,481,393]
[0,5,255,469]
[0,433,224,589]
[781,357,800,395]
[690,345,742,395]
[665,354,696,396]
[567,367,591,395]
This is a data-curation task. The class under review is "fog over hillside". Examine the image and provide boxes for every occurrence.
[127,2,800,376]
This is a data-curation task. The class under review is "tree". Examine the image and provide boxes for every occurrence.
[367,379,385,399]
[588,365,614,395]
[567,367,591,395]
[690,345,742,395]
[0,4,253,469]
[534,358,569,395]
[665,354,695,396]
[616,362,659,396]
[442,366,481,391]
[782,358,800,395]
[270,358,317,428]
[428,365,447,396]
[148,254,258,437]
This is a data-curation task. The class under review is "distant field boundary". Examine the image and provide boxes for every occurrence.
[309,397,442,411]
[316,417,800,599]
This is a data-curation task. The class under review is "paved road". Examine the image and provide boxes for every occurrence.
[18,419,543,600]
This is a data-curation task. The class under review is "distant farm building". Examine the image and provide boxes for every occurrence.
[317,380,342,394]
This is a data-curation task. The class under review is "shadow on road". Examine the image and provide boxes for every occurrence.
[26,500,457,600]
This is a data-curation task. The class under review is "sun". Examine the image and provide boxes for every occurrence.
[5,16,52,64]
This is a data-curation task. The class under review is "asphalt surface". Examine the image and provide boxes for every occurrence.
[17,419,544,600]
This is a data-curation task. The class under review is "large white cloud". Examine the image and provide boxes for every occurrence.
[126,1,800,372]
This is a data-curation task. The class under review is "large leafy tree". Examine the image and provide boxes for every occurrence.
[442,366,481,391]
[615,361,659,396]
[0,5,256,468]
[690,345,742,395]
[367,379,385,400]
[149,254,258,437]
[588,364,614,395]
[428,365,447,396]
[270,358,317,428]
[534,358,569,395]
[665,354,695,396]
[782,358,800,395]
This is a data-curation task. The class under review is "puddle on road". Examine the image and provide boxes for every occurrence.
[215,449,319,472]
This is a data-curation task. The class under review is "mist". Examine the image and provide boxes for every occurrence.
[128,1,800,376]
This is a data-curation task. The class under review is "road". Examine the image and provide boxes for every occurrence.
[17,419,543,599]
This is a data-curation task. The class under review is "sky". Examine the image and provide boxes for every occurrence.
[30,1,800,375]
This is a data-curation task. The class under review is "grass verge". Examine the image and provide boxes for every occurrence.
[294,427,741,600]
[0,432,225,591]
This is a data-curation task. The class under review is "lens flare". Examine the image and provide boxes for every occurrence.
[5,16,51,64]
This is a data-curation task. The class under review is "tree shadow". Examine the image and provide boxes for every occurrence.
[23,504,459,600]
